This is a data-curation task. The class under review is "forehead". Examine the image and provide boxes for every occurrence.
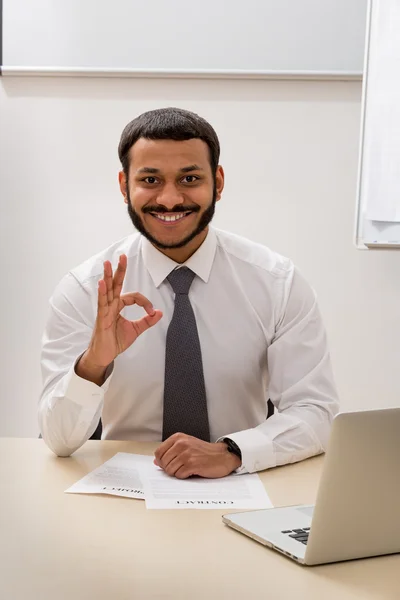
[129,138,211,172]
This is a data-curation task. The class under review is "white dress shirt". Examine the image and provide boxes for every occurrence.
[39,227,339,472]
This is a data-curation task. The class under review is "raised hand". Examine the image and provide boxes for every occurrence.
[76,254,163,385]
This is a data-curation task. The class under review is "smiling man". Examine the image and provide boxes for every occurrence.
[39,107,339,477]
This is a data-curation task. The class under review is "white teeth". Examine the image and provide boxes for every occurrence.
[154,212,187,222]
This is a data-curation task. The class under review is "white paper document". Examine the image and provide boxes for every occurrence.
[65,452,153,499]
[66,452,273,510]
[140,467,273,510]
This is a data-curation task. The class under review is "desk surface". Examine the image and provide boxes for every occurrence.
[1,439,399,600]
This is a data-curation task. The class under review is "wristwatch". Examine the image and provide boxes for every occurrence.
[222,438,242,460]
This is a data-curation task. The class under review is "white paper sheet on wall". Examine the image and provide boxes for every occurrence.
[364,105,400,222]
[363,1,400,224]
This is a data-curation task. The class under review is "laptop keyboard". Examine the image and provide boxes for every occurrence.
[281,527,310,545]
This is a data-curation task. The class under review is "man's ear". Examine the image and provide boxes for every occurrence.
[119,171,128,203]
[215,165,225,202]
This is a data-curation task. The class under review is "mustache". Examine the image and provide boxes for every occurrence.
[142,205,200,214]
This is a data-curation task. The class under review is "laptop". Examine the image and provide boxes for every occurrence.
[222,408,400,566]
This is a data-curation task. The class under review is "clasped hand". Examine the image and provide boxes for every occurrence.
[154,433,242,479]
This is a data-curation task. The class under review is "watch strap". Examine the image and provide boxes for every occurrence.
[222,437,242,460]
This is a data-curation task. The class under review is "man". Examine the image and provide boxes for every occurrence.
[39,107,339,478]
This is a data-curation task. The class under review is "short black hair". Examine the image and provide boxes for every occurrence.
[118,107,220,176]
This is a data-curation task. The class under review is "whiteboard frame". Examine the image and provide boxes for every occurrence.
[0,0,366,80]
[1,67,362,80]
[354,0,372,249]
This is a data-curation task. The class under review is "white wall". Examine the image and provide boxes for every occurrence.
[0,76,399,438]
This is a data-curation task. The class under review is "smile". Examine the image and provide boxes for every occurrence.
[151,211,192,223]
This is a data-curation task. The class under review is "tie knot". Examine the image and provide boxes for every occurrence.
[167,267,196,295]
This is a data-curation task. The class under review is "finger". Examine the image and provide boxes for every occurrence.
[97,279,109,320]
[103,261,114,305]
[174,465,193,480]
[119,292,156,316]
[157,444,182,471]
[113,254,127,301]
[127,292,157,316]
[131,311,163,337]
[163,456,185,477]
[154,434,179,464]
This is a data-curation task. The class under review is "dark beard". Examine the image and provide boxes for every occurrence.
[126,186,217,250]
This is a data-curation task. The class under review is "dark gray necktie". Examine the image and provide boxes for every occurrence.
[162,267,210,442]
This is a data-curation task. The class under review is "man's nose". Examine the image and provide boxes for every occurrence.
[155,183,183,210]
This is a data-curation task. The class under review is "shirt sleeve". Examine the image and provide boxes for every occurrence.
[219,267,339,474]
[38,273,114,457]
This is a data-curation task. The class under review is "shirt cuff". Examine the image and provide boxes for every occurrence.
[217,428,275,474]
[62,355,114,410]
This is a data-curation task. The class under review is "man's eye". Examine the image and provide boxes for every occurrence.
[182,175,199,183]
[143,177,158,184]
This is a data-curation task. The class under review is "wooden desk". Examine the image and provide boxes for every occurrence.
[0,439,399,600]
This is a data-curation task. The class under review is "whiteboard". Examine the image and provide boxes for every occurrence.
[355,0,400,248]
[1,0,367,78]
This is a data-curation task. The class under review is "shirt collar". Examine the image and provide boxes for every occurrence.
[141,227,217,288]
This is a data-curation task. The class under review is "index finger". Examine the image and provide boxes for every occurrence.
[130,292,156,316]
